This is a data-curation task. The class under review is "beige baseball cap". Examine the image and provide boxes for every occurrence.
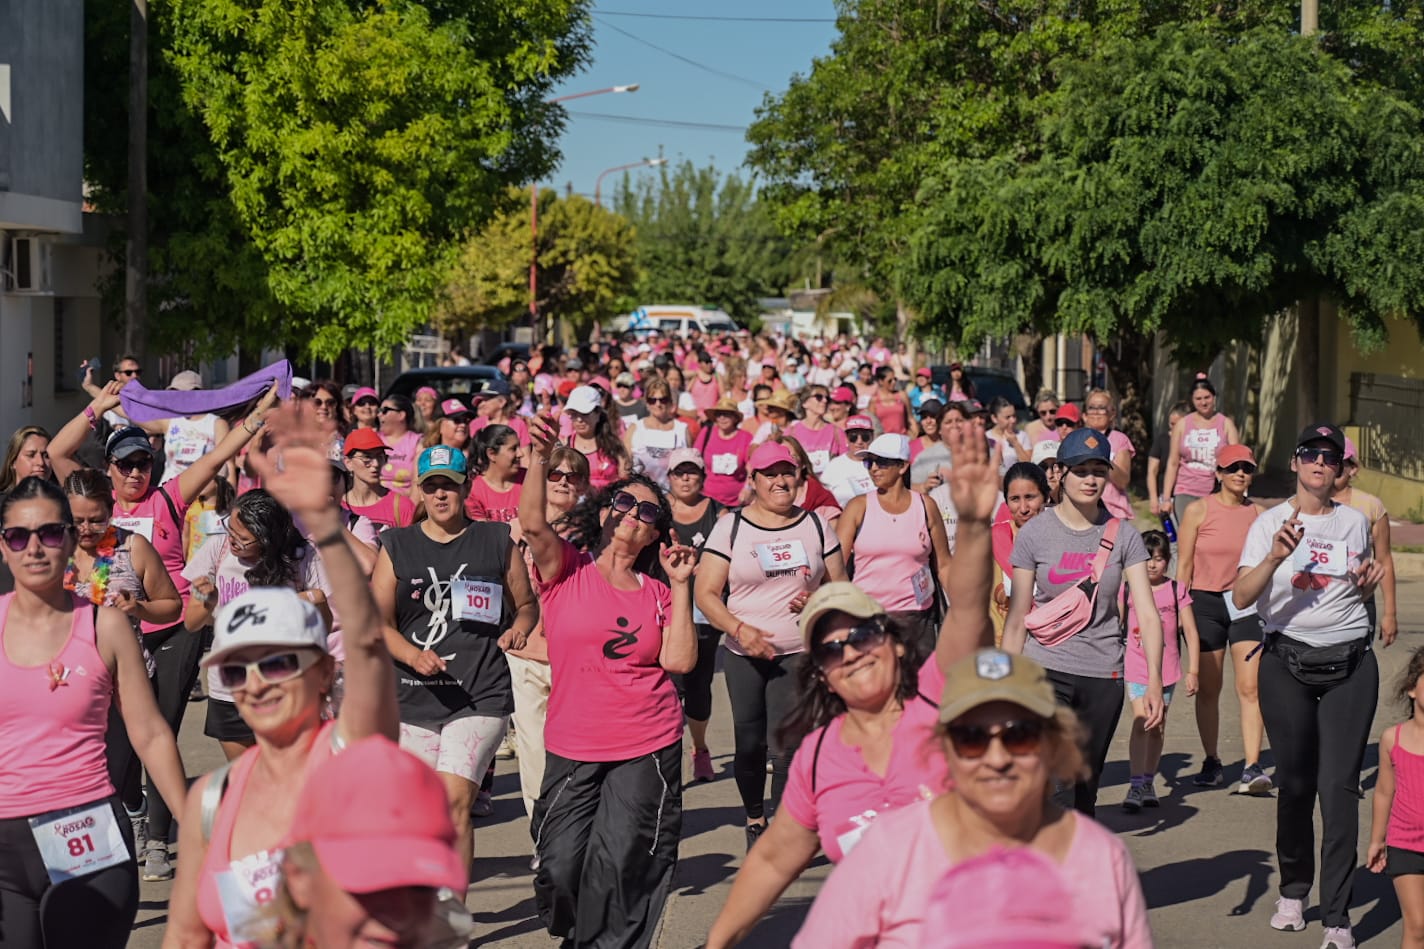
[937,649,1058,725]
[799,582,887,650]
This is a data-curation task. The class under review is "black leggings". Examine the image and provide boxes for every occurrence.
[672,626,721,722]
[103,622,203,845]
[721,649,798,821]
[0,796,138,949]
[1045,669,1124,818]
[1259,638,1378,928]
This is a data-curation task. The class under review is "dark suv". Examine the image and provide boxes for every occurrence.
[929,365,1031,422]
[384,365,500,403]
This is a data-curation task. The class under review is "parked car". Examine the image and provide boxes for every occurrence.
[613,306,740,337]
[384,365,500,406]
[929,365,1031,422]
[480,343,530,367]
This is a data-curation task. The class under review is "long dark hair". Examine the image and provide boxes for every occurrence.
[553,473,671,580]
[1395,646,1424,717]
[777,613,927,750]
[301,380,351,434]
[381,393,417,432]
[472,424,517,476]
[231,488,307,588]
[1002,461,1049,499]
[579,405,630,471]
[0,476,73,526]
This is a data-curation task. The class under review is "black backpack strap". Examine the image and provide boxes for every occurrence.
[809,726,829,794]
[1172,580,1183,646]
[156,483,181,529]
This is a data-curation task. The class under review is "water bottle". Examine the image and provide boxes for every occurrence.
[1161,513,1177,543]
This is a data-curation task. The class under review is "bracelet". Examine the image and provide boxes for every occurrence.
[244,416,264,435]
[535,457,549,465]
[83,405,97,430]
[732,621,744,642]
[313,527,347,548]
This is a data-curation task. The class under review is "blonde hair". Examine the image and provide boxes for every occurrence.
[642,376,672,401]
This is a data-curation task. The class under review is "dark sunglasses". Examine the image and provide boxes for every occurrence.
[1218,462,1257,475]
[863,456,904,470]
[812,621,889,668]
[119,368,143,377]
[610,490,661,525]
[646,397,672,406]
[305,395,337,407]
[1296,448,1342,467]
[547,468,582,485]
[1054,419,1076,428]
[112,456,154,475]
[804,393,827,403]
[378,406,403,415]
[945,719,1046,759]
[2,522,73,552]
[846,430,873,442]
[215,651,320,691]
[354,397,378,407]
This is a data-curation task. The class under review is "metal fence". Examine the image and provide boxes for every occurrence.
[1350,372,1424,482]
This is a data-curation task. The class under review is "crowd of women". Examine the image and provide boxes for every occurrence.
[0,333,1407,949]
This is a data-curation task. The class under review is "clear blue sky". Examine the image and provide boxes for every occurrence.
[548,2,841,200]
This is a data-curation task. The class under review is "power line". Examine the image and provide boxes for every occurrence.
[591,16,772,90]
[597,9,837,23]
[566,109,748,132]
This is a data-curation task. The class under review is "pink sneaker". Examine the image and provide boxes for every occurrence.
[692,749,715,783]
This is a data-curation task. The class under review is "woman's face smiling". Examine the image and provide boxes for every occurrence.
[816,611,900,709]
[752,462,798,511]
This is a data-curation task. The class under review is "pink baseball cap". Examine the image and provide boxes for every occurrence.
[845,414,874,432]
[439,397,472,419]
[831,386,857,404]
[351,386,378,404]
[287,735,466,894]
[748,441,798,472]
[921,846,1090,948]
[415,386,439,401]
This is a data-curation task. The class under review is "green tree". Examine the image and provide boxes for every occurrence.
[899,26,1424,367]
[436,188,638,344]
[612,162,794,324]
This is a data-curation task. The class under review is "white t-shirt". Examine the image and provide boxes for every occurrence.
[1238,502,1372,645]
[162,414,220,483]
[927,483,960,555]
[821,453,875,508]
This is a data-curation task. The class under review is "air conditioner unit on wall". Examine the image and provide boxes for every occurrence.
[2,235,54,294]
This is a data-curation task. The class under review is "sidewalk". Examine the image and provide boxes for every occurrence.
[131,580,1424,948]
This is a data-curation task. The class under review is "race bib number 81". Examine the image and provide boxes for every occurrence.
[28,801,130,884]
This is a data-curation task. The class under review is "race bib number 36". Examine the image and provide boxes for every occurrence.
[28,801,130,884]
[453,579,504,625]
[755,540,809,575]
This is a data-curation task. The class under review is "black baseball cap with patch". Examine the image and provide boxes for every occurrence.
[1295,423,1345,454]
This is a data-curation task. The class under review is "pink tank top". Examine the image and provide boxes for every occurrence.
[689,375,721,411]
[1190,495,1258,592]
[197,721,338,948]
[1389,724,1424,853]
[1176,414,1227,497]
[0,593,115,819]
[871,393,909,434]
[852,492,934,613]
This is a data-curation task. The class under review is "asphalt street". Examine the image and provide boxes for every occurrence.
[129,576,1424,948]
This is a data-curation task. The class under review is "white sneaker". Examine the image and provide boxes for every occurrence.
[1320,926,1355,948]
[1270,897,1306,932]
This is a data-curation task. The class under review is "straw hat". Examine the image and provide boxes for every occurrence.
[754,389,801,418]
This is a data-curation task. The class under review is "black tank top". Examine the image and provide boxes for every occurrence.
[672,497,724,552]
[382,521,515,723]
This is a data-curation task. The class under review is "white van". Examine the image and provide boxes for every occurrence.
[619,306,739,336]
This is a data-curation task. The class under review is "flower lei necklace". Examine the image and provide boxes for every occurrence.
[65,526,118,606]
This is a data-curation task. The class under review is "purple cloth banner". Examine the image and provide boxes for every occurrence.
[118,360,293,423]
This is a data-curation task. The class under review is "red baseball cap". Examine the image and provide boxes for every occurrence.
[288,736,466,894]
[556,379,580,399]
[342,428,389,456]
[1053,403,1082,424]
[1215,444,1256,469]
[916,367,932,378]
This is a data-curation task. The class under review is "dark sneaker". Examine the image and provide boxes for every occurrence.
[746,821,767,853]
[1122,784,1144,813]
[1193,756,1224,787]
[1141,781,1160,808]
[1239,763,1274,795]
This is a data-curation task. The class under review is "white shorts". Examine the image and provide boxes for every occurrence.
[399,714,509,784]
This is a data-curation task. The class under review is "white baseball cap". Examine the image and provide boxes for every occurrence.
[564,385,602,415]
[1032,440,1060,466]
[201,588,329,668]
[857,433,910,461]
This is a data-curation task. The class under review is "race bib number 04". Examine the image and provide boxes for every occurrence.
[453,579,504,625]
[28,801,131,884]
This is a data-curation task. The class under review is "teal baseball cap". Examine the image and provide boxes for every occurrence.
[416,445,467,485]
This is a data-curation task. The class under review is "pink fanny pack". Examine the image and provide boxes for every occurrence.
[1024,519,1121,647]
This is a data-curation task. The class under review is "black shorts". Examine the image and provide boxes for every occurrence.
[204,698,254,744]
[1191,590,1264,651]
[1388,845,1424,877]
[1228,612,1264,647]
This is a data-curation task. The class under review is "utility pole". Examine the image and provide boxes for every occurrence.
[1295,0,1320,427]
[125,0,148,358]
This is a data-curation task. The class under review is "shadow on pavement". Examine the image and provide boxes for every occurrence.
[1351,865,1399,944]
[1139,848,1274,915]
[742,896,813,946]
[474,898,551,945]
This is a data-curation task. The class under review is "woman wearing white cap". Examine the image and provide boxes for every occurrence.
[835,433,951,656]
[697,441,848,850]
[163,401,401,949]
[623,376,689,491]
[562,384,630,491]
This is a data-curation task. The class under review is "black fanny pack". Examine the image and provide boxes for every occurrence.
[1268,633,1368,687]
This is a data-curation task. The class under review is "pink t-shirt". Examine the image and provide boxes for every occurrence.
[465,472,524,524]
[698,427,755,507]
[1101,429,1136,520]
[110,480,191,633]
[783,658,948,862]
[379,430,423,494]
[1123,580,1189,687]
[786,421,847,477]
[793,800,1153,949]
[343,491,414,531]
[536,542,683,762]
[471,415,531,447]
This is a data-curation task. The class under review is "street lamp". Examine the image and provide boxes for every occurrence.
[595,158,668,208]
[531,83,641,345]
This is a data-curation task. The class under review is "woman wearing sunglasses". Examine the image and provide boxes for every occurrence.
[184,488,334,764]
[300,381,350,435]
[836,434,951,657]
[163,401,400,949]
[785,385,847,478]
[371,445,536,871]
[341,428,418,532]
[1001,427,1165,817]
[376,394,423,497]
[520,416,697,948]
[819,415,877,508]
[0,477,188,949]
[1234,424,1383,945]
[697,441,848,851]
[1176,444,1271,794]
[623,376,690,490]
[792,648,1150,948]
[698,397,756,507]
[348,386,380,431]
[707,422,999,949]
[504,447,589,818]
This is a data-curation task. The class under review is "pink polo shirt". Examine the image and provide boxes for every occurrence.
[794,801,1152,949]
[110,480,191,633]
[782,657,948,862]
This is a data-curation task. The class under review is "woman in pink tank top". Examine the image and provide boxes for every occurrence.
[869,366,915,435]
[1368,651,1424,931]
[1162,374,1240,524]
[835,434,953,656]
[162,403,402,949]
[0,477,187,949]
